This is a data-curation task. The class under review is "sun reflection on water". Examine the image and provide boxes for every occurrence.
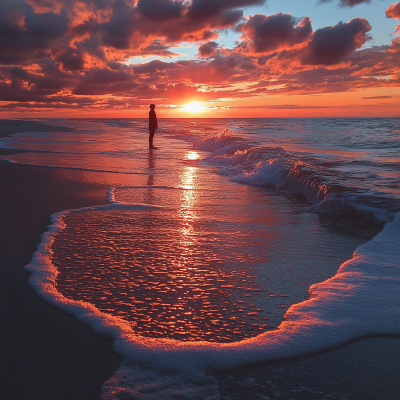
[52,149,290,342]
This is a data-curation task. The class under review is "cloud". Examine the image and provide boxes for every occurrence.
[72,81,139,95]
[0,1,399,112]
[237,13,313,54]
[133,60,176,75]
[386,2,400,19]
[362,96,393,99]
[319,0,371,8]
[186,0,265,21]
[100,0,137,50]
[139,41,181,57]
[0,0,69,64]
[238,104,329,109]
[1,0,259,68]
[386,2,400,36]
[302,18,371,65]
[198,41,219,57]
[136,0,186,23]
[55,48,85,71]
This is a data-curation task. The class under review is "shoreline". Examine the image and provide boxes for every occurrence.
[0,157,121,400]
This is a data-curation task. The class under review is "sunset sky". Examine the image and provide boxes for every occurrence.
[1,0,399,118]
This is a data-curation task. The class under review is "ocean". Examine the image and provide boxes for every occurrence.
[1,118,399,399]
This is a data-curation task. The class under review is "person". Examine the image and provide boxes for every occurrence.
[148,104,158,149]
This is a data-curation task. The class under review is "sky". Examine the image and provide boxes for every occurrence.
[0,0,400,118]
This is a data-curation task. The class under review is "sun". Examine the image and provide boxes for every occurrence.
[182,102,204,113]
[186,151,199,160]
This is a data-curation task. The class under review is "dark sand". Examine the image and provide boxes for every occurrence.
[0,120,121,400]
[1,120,399,400]
[217,336,400,399]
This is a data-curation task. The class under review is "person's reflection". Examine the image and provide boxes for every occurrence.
[145,149,156,204]
[147,149,155,186]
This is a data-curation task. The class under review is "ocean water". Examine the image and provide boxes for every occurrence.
[1,118,399,399]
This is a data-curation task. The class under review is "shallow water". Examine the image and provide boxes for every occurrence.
[53,183,377,343]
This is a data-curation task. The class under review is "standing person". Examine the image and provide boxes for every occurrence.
[148,104,158,149]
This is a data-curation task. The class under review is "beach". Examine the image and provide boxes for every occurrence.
[0,121,121,399]
[1,119,399,399]
[1,0,400,397]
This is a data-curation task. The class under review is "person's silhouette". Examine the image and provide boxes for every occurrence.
[148,104,158,149]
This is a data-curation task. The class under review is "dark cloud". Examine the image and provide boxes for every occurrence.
[136,0,185,22]
[319,0,371,8]
[1,0,267,69]
[198,41,219,57]
[339,0,371,6]
[248,104,328,109]
[0,60,73,102]
[219,9,244,26]
[237,13,313,54]
[101,0,136,49]
[164,54,258,84]
[56,48,85,71]
[72,81,139,95]
[92,0,252,49]
[139,41,180,57]
[362,96,393,99]
[80,68,132,85]
[133,60,175,75]
[0,0,69,64]
[186,0,265,21]
[302,18,371,65]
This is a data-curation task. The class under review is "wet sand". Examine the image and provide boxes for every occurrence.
[0,159,122,400]
[1,120,399,400]
[0,120,121,400]
[217,336,400,399]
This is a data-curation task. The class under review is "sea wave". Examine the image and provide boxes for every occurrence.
[190,130,399,224]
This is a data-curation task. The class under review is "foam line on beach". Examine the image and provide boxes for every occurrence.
[24,198,400,399]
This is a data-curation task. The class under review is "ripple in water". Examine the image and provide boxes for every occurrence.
[54,208,276,342]
[53,184,376,343]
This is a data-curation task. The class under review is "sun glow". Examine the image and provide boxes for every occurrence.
[182,102,205,113]
[186,151,199,160]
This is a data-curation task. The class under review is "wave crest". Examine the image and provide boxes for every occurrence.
[193,130,398,224]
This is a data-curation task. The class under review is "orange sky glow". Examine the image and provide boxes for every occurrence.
[0,0,399,118]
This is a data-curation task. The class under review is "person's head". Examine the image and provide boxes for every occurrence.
[150,104,155,110]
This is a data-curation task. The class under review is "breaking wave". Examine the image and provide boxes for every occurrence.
[190,130,400,224]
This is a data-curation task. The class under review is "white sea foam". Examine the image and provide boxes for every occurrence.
[192,131,398,224]
[24,193,400,399]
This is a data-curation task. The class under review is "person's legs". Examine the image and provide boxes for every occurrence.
[149,129,155,148]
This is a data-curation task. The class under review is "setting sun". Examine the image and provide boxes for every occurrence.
[182,102,204,113]
[186,151,199,160]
